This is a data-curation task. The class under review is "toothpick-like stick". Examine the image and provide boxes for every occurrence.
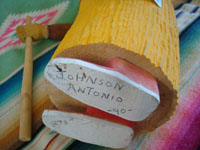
[19,16,33,141]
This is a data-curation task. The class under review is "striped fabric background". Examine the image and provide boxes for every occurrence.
[0,0,200,150]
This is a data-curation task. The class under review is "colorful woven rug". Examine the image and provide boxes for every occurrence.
[0,0,200,150]
[0,0,79,149]
[0,0,79,82]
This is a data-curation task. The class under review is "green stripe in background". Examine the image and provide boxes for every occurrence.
[0,0,79,81]
[68,141,107,150]
[0,0,79,26]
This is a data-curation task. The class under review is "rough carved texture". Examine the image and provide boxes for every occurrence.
[47,0,180,134]
[53,0,180,91]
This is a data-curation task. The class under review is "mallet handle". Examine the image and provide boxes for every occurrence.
[19,16,33,141]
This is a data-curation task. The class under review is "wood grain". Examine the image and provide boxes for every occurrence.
[19,16,33,141]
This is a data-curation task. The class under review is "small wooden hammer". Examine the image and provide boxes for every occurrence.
[17,17,72,141]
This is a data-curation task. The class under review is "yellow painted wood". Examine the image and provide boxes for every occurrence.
[49,0,180,134]
[53,0,179,92]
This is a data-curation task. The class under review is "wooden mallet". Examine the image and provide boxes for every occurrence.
[19,16,33,141]
[16,16,72,141]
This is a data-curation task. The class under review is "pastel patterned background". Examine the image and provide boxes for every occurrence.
[0,0,79,81]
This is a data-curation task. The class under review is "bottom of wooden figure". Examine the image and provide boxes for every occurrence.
[42,110,134,148]
[44,58,160,121]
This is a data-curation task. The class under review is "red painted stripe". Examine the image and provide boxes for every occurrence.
[107,57,159,95]
[86,106,134,130]
[55,137,71,149]
[27,129,49,150]
[44,133,59,150]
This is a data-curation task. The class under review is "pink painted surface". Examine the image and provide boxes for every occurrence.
[0,10,58,51]
[107,57,159,95]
